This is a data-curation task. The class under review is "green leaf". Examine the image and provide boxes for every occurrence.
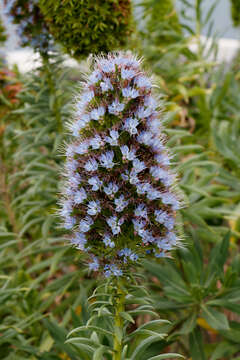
[178,312,197,334]
[130,335,166,360]
[120,311,135,324]
[210,341,240,360]
[93,345,108,360]
[201,305,229,331]
[67,325,113,338]
[189,327,206,360]
[208,232,230,277]
[148,354,184,360]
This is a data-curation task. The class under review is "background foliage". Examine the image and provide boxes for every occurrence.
[39,0,133,58]
[230,0,240,26]
[0,0,240,358]
[4,0,52,52]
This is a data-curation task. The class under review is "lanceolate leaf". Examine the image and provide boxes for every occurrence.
[201,305,229,331]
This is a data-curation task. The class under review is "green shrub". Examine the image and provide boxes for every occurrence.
[230,0,240,26]
[144,0,181,46]
[39,0,133,58]
[0,18,7,44]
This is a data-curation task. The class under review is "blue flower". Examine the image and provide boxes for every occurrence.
[100,78,113,92]
[132,159,146,173]
[135,76,151,89]
[140,229,154,244]
[148,117,161,133]
[150,166,174,186]
[161,192,180,210]
[154,251,166,258]
[103,234,115,248]
[91,106,105,120]
[84,159,98,172]
[119,248,139,262]
[71,232,87,250]
[144,96,157,110]
[166,231,178,245]
[155,209,167,224]
[129,170,139,185]
[64,216,76,230]
[136,182,151,195]
[108,100,125,115]
[114,195,129,212]
[114,57,139,68]
[66,159,78,173]
[134,204,148,219]
[155,210,175,230]
[104,264,122,277]
[104,265,112,277]
[60,200,73,218]
[88,176,103,191]
[100,60,115,73]
[137,131,153,146]
[74,188,87,204]
[103,182,119,197]
[69,172,81,189]
[123,117,139,135]
[81,90,94,103]
[107,216,124,235]
[105,130,119,146]
[157,239,172,251]
[121,68,135,80]
[87,200,101,216]
[136,106,153,119]
[120,145,136,161]
[132,219,146,236]
[89,135,104,150]
[89,257,99,271]
[65,187,75,197]
[79,216,93,233]
[122,87,139,98]
[147,188,162,200]
[150,137,165,152]
[66,144,75,157]
[71,114,90,136]
[118,248,132,257]
[99,151,115,169]
[70,122,81,137]
[155,153,171,166]
[123,58,140,68]
[121,169,138,184]
[89,70,102,84]
[111,265,123,276]
[75,141,89,155]
[114,57,128,66]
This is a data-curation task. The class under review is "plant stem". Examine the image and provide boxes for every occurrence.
[113,280,126,360]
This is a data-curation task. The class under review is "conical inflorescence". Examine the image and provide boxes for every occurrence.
[60,52,182,277]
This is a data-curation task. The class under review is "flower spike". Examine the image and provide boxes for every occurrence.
[60,52,182,277]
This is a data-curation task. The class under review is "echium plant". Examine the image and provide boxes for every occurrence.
[39,0,133,58]
[4,0,52,53]
[60,52,182,277]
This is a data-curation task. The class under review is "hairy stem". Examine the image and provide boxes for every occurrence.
[113,281,126,360]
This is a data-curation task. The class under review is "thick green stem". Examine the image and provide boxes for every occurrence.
[113,281,126,360]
